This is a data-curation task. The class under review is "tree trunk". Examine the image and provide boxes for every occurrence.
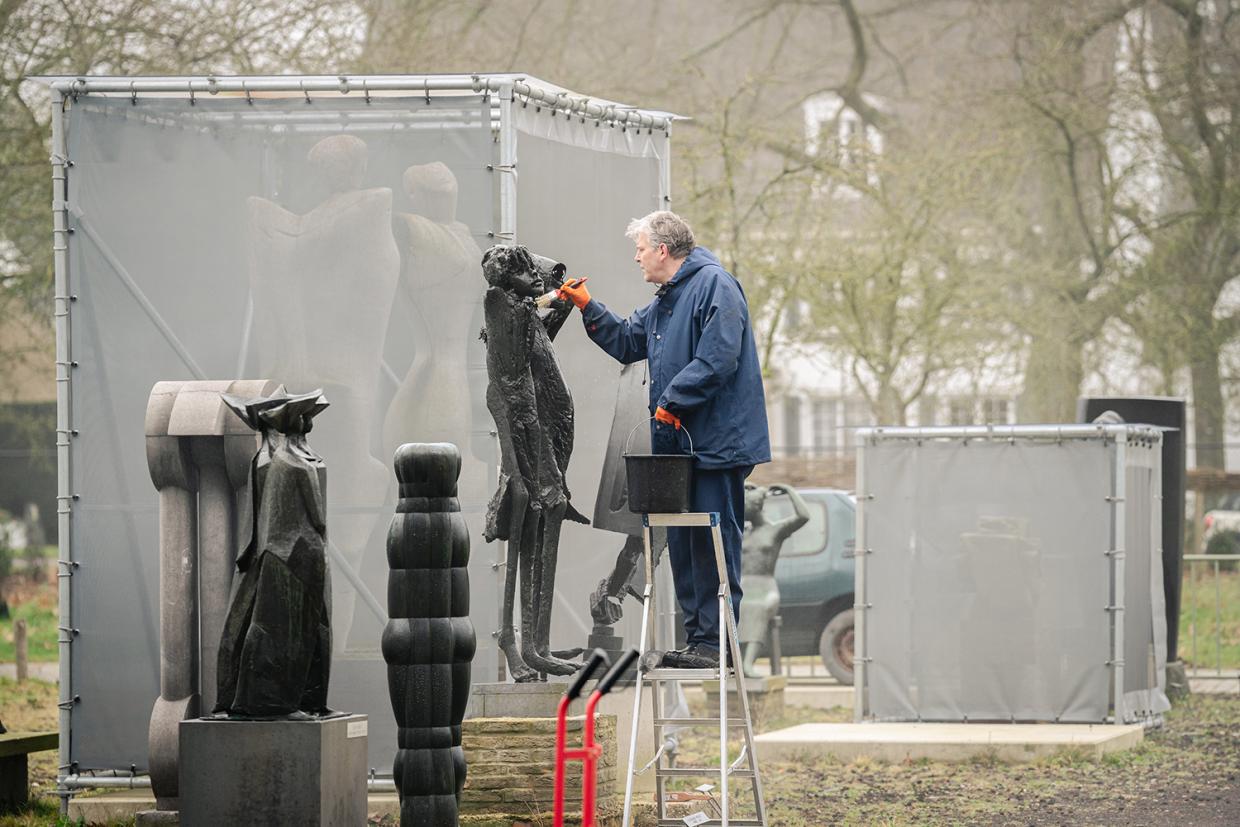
[1018,323,1086,424]
[1189,339,1227,471]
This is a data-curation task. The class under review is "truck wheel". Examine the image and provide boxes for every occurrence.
[819,609,854,685]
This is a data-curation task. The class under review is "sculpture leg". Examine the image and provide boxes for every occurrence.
[516,506,545,679]
[589,534,646,627]
[498,487,537,683]
[742,642,762,678]
[522,503,577,676]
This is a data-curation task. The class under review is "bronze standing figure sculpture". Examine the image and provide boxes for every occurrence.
[739,483,809,678]
[481,245,589,681]
[214,387,334,717]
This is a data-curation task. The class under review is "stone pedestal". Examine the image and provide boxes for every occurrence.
[702,675,786,724]
[178,715,367,827]
[467,682,656,794]
[461,716,615,816]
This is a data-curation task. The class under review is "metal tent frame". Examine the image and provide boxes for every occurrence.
[41,73,678,803]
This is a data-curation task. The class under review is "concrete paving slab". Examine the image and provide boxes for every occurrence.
[755,722,1144,764]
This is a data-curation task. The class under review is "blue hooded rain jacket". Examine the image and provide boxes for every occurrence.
[580,247,771,469]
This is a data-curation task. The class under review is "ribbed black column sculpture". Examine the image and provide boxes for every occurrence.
[383,443,476,826]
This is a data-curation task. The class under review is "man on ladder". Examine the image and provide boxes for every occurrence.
[560,211,772,826]
[558,210,771,669]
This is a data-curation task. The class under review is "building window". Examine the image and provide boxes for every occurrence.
[812,398,837,453]
[784,396,802,453]
[981,398,1011,425]
[948,398,974,426]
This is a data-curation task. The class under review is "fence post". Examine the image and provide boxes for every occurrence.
[15,618,27,683]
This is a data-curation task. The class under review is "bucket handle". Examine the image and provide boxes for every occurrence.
[624,415,694,456]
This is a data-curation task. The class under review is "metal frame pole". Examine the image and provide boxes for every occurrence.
[1111,433,1128,724]
[50,86,75,813]
[496,80,517,242]
[853,430,868,722]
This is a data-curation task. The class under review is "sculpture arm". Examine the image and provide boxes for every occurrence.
[656,277,745,414]
[580,299,650,364]
[541,297,574,341]
[770,483,810,540]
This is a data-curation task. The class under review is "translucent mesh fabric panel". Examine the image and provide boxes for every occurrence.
[65,93,496,771]
[1122,443,1170,721]
[514,107,666,654]
[863,439,1113,722]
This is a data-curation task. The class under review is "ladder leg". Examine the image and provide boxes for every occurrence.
[719,585,729,827]
[713,523,767,824]
[622,525,657,827]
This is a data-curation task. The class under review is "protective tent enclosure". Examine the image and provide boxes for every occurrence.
[854,425,1170,725]
[45,74,674,778]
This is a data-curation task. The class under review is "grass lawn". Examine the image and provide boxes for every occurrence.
[670,694,1240,826]
[0,572,57,663]
[1179,567,1240,671]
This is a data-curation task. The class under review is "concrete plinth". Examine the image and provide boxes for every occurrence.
[701,675,786,722]
[754,721,1145,764]
[178,715,367,827]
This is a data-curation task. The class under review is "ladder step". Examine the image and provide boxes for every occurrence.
[645,667,738,681]
[657,820,764,826]
[654,717,748,727]
[654,766,756,779]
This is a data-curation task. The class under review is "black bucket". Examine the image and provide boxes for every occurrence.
[623,419,695,514]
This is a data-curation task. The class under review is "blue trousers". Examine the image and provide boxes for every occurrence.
[666,466,751,648]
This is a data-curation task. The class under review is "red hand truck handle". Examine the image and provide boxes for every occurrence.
[555,649,611,827]
[593,648,639,697]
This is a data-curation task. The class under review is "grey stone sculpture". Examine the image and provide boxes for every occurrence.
[587,362,666,660]
[481,245,589,682]
[384,443,476,826]
[382,162,486,460]
[739,484,809,678]
[144,378,276,811]
[247,133,399,650]
[214,387,334,718]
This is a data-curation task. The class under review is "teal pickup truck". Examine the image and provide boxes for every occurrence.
[765,487,856,683]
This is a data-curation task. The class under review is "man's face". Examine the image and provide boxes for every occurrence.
[634,233,669,285]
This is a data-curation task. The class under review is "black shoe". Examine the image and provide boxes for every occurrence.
[659,646,692,668]
[677,643,729,670]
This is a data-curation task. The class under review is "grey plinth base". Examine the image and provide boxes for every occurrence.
[467,681,564,718]
[134,810,180,825]
[179,714,368,827]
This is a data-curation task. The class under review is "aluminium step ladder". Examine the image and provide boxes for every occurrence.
[621,512,767,827]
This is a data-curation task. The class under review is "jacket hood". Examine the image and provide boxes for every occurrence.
[667,246,722,288]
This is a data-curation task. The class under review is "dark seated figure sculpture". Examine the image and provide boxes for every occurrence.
[481,245,589,682]
[213,387,335,718]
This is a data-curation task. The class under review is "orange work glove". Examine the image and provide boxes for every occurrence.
[654,406,681,430]
[557,277,591,310]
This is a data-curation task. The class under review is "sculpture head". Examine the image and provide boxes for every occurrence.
[744,483,768,524]
[308,134,368,193]
[222,387,329,436]
[481,244,566,298]
[403,161,457,222]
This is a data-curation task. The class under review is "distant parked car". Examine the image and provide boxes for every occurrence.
[767,487,856,684]
[1202,491,1240,563]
